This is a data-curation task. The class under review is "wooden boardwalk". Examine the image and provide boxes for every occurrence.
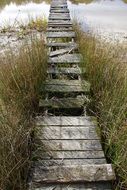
[29,0,115,189]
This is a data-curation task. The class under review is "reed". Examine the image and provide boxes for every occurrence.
[0,36,47,190]
[75,25,127,189]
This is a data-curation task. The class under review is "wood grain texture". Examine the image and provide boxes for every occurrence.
[48,53,81,63]
[35,150,105,159]
[47,28,73,31]
[35,116,96,126]
[47,67,82,75]
[50,9,69,13]
[47,42,77,47]
[49,17,70,20]
[44,85,85,93]
[45,79,84,85]
[35,139,102,151]
[34,159,106,166]
[39,96,88,109]
[42,79,90,93]
[48,20,72,24]
[36,125,98,140]
[32,164,115,183]
[49,46,77,57]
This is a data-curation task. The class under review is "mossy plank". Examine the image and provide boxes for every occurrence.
[44,85,85,93]
[39,96,88,109]
[45,79,83,85]
[47,66,82,75]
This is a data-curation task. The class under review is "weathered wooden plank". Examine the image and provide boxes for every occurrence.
[35,116,96,126]
[49,13,70,17]
[48,54,81,63]
[43,80,90,93]
[48,23,72,27]
[35,159,106,166]
[47,42,77,47]
[50,6,68,10]
[47,31,75,38]
[35,150,105,159]
[49,46,77,57]
[35,139,102,151]
[29,182,112,190]
[45,79,84,85]
[47,27,73,31]
[47,67,83,75]
[49,16,70,20]
[39,96,88,109]
[50,7,69,10]
[36,125,98,140]
[44,85,85,93]
[32,164,115,183]
[51,5,67,8]
[48,20,72,24]
[49,17,70,20]
[50,9,69,13]
[49,14,70,20]
[48,19,71,24]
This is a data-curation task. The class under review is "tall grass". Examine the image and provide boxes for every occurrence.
[0,37,47,190]
[0,16,47,33]
[75,26,127,189]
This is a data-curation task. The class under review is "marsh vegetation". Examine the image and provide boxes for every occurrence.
[0,34,47,189]
[75,25,127,189]
[0,0,127,189]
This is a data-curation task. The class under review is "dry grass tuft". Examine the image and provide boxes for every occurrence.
[75,25,127,189]
[0,37,47,190]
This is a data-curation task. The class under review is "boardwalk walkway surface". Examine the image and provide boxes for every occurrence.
[29,0,115,189]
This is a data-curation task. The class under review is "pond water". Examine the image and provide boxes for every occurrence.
[0,0,127,41]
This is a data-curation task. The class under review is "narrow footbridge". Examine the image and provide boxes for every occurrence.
[29,0,115,189]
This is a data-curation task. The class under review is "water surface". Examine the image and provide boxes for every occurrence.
[0,0,127,41]
[68,0,127,41]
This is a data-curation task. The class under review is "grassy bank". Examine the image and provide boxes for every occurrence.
[75,26,127,189]
[0,36,47,189]
[0,16,47,33]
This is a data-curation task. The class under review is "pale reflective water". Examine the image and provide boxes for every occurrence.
[0,0,127,40]
[68,0,127,40]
